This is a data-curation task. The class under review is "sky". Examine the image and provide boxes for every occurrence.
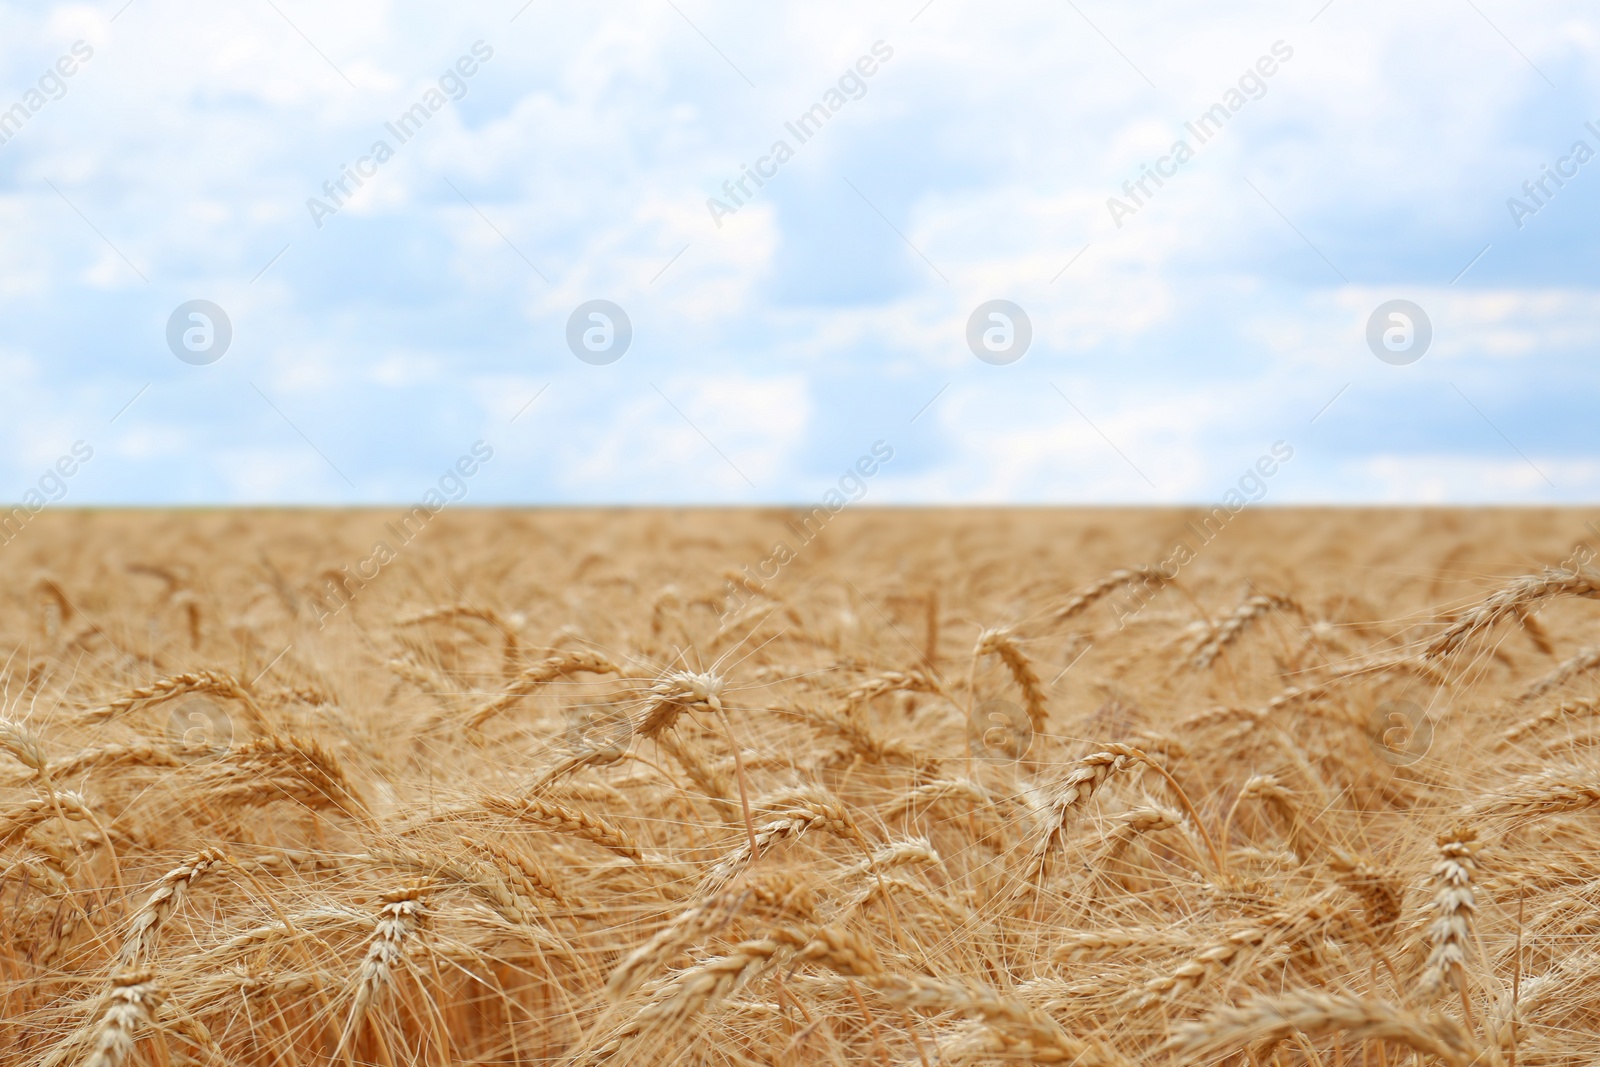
[1,0,1598,506]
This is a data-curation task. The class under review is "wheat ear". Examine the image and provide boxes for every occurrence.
[1419,827,1479,1006]
[1191,593,1302,670]
[80,969,165,1067]
[120,847,225,965]
[335,887,428,1060]
[634,669,725,739]
[703,788,866,890]
[0,791,91,846]
[1051,566,1170,624]
[1502,697,1600,744]
[398,603,521,675]
[1028,742,1222,873]
[799,926,1122,1065]
[1328,851,1404,939]
[80,669,269,731]
[606,872,815,998]
[0,716,48,773]
[1469,771,1600,818]
[597,926,812,1056]
[1168,990,1483,1066]
[198,734,368,819]
[841,668,946,711]
[463,649,620,729]
[477,793,645,862]
[976,628,1048,731]
[1425,567,1600,662]
[459,834,569,906]
[1125,888,1346,1008]
[1512,643,1600,703]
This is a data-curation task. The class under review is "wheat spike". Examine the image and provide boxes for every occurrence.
[1419,827,1479,998]
[841,668,946,710]
[335,887,428,1058]
[80,669,269,731]
[1051,566,1171,624]
[635,668,725,740]
[1032,744,1145,859]
[1425,567,1600,662]
[597,926,812,1055]
[606,872,815,998]
[1513,643,1600,703]
[196,734,367,817]
[850,837,941,875]
[703,787,866,889]
[1328,852,1404,938]
[0,716,48,772]
[79,969,165,1067]
[1125,888,1346,1008]
[1502,697,1600,744]
[1191,593,1302,669]
[1470,771,1600,818]
[120,847,225,965]
[0,791,91,846]
[1168,990,1483,1066]
[463,649,620,729]
[477,793,646,862]
[976,627,1048,730]
[798,925,1122,1065]
[459,834,570,907]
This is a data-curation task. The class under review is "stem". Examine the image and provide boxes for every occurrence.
[1137,754,1225,874]
[717,709,759,862]
[1454,968,1478,1034]
[1510,889,1525,1067]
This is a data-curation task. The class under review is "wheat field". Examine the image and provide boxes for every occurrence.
[3,506,1600,1066]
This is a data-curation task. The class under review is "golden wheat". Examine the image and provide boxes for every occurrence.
[3,510,1600,1066]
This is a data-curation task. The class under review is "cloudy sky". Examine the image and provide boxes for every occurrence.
[1,0,1596,504]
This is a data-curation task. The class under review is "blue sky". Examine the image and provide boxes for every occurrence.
[1,0,1597,504]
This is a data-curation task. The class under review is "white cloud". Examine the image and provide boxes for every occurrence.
[0,0,1596,502]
